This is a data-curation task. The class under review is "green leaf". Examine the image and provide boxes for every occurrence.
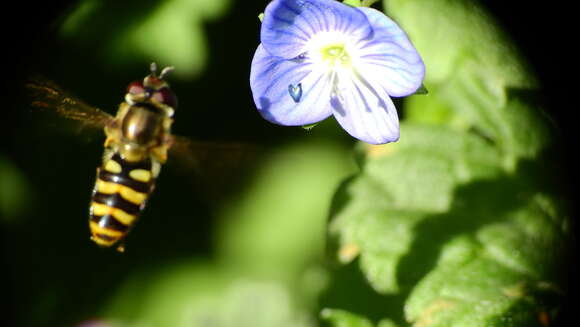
[320,308,374,327]
[324,1,568,325]
[385,0,534,90]
[328,125,566,324]
[97,141,357,327]
[330,124,504,293]
[0,156,31,222]
[102,262,315,327]
[217,141,355,279]
[342,0,362,8]
[60,0,232,78]
[385,0,552,169]
[320,308,402,327]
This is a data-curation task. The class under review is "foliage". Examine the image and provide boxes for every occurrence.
[60,0,232,77]
[0,156,30,222]
[97,141,355,327]
[322,0,568,326]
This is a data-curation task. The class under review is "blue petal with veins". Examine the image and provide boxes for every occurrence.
[250,0,425,144]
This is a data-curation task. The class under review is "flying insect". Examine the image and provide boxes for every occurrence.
[26,63,251,252]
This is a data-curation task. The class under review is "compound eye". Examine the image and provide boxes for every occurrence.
[127,81,145,95]
[152,87,178,109]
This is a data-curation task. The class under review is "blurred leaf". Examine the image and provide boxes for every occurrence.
[102,262,229,326]
[321,308,374,327]
[0,156,31,221]
[217,141,355,280]
[98,141,355,327]
[342,0,363,8]
[321,308,400,327]
[385,0,534,89]
[212,280,313,327]
[101,261,316,327]
[60,0,231,78]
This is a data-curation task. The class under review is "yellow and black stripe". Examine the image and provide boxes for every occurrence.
[89,152,155,249]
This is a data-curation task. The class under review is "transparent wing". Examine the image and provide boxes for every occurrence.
[169,135,265,203]
[25,78,114,130]
[26,77,265,202]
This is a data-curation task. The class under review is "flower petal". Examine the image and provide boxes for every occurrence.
[331,70,399,144]
[355,7,425,97]
[261,0,373,59]
[250,44,333,125]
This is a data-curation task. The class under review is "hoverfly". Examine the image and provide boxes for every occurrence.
[26,63,255,252]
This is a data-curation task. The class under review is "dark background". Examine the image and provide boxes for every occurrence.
[3,1,576,326]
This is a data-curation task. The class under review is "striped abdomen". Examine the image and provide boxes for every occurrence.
[89,152,157,249]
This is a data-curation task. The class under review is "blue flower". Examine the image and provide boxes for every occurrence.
[250,0,425,144]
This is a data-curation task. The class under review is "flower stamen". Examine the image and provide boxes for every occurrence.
[321,44,352,68]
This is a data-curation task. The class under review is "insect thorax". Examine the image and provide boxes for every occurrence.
[105,101,173,163]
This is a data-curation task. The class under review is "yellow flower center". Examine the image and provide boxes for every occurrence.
[321,44,351,68]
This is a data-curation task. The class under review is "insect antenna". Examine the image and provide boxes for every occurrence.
[159,66,175,79]
[150,62,158,76]
[149,62,174,80]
